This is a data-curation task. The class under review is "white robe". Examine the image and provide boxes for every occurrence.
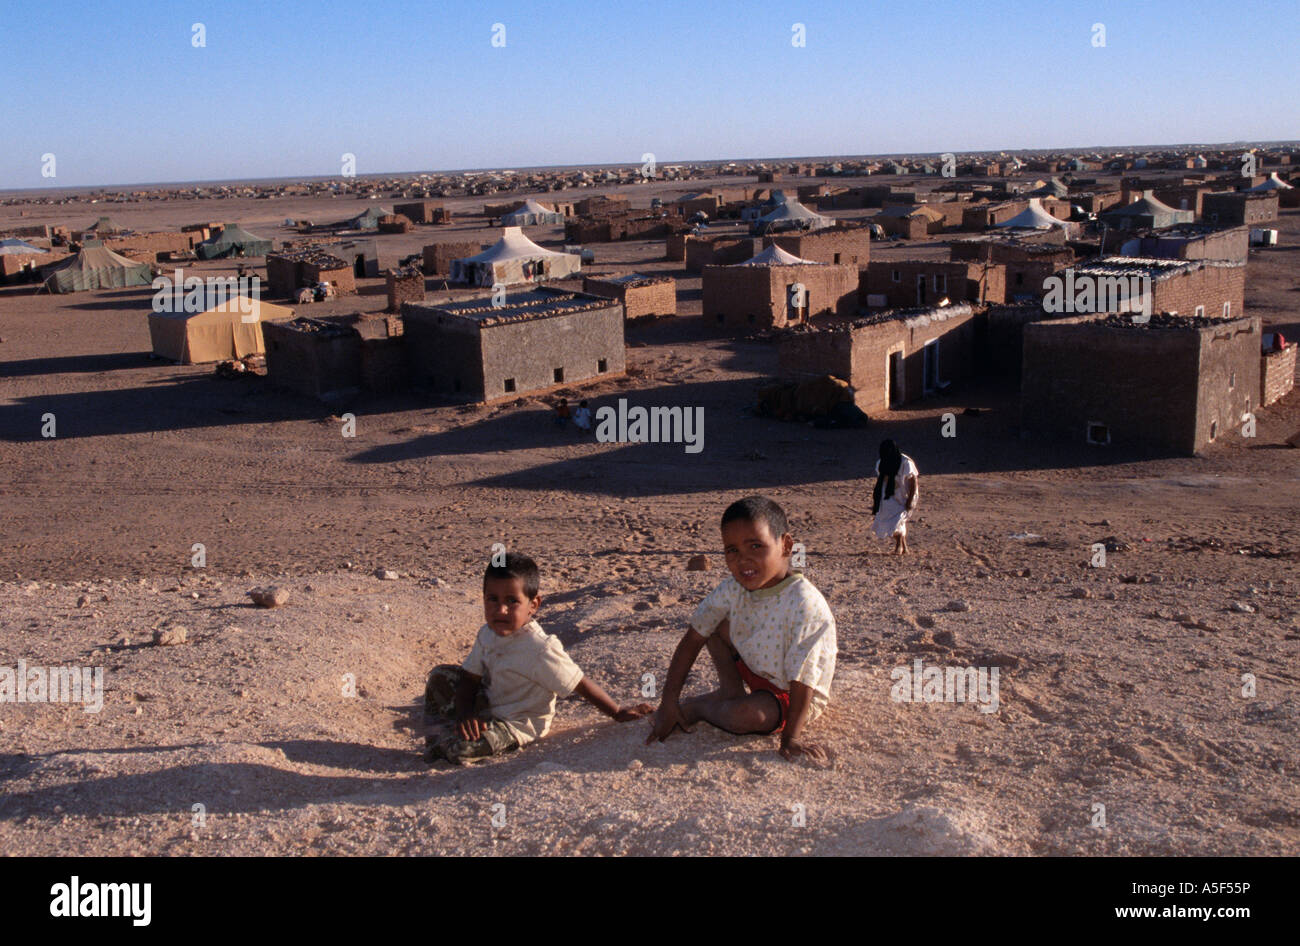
[872,455,919,538]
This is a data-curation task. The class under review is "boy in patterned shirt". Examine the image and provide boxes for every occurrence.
[425,552,652,764]
[646,496,837,762]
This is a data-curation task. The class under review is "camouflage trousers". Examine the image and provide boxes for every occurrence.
[423,664,520,765]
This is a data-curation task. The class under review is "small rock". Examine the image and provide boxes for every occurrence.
[934,630,958,648]
[975,569,990,579]
[190,591,200,599]
[153,626,188,646]
[1229,601,1256,613]
[343,561,353,570]
[75,595,89,608]
[1070,588,1091,599]
[118,636,130,646]
[627,759,643,770]
[915,615,937,629]
[944,600,971,613]
[1104,591,1118,600]
[248,586,289,608]
[687,555,710,571]
[375,568,399,581]
[632,601,652,612]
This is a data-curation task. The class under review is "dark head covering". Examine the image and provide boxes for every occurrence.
[872,439,903,513]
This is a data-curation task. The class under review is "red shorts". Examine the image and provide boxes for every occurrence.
[734,657,789,733]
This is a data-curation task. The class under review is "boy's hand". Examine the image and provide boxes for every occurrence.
[456,716,487,741]
[645,700,693,743]
[613,702,654,722]
[779,740,830,766]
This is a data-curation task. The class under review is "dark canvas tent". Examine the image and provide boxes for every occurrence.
[331,206,394,230]
[83,216,128,235]
[196,223,273,259]
[41,242,152,293]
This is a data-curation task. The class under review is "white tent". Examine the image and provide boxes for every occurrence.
[0,239,47,255]
[751,196,833,235]
[501,199,564,226]
[450,227,580,286]
[734,245,821,266]
[1247,173,1293,192]
[996,198,1068,229]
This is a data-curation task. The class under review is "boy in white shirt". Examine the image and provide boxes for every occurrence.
[646,496,837,763]
[425,552,652,764]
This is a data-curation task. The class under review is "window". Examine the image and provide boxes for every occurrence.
[1210,212,1219,224]
[1195,305,1205,317]
[1209,420,1218,441]
[504,378,516,393]
[1015,273,1024,285]
[891,270,900,283]
[833,253,841,264]
[1229,371,1236,390]
[1223,302,1231,317]
[1086,422,1110,446]
[934,274,946,292]
[597,358,608,373]
[553,368,564,383]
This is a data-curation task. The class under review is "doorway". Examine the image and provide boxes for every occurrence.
[916,274,926,305]
[922,340,940,394]
[888,350,904,407]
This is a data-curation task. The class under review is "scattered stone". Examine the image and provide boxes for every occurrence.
[153,627,188,646]
[118,636,130,647]
[632,601,652,612]
[1070,588,1091,599]
[1104,591,1118,600]
[944,600,972,613]
[343,561,353,570]
[1230,601,1257,614]
[916,615,937,629]
[975,569,991,579]
[248,586,289,608]
[627,759,643,770]
[375,568,399,581]
[687,555,710,571]
[75,595,89,608]
[934,630,958,649]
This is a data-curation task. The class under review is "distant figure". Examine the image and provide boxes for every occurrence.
[553,397,570,429]
[872,439,919,555]
[572,399,592,432]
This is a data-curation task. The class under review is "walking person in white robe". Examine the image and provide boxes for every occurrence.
[871,439,919,555]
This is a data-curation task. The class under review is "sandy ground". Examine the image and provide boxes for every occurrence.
[0,174,1297,856]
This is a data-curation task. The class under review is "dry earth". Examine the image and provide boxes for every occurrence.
[0,175,1296,855]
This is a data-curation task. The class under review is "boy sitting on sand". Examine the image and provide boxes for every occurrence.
[646,496,837,763]
[425,551,652,764]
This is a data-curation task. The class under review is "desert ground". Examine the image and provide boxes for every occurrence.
[0,175,1296,855]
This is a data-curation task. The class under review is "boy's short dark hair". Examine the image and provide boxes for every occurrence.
[721,495,789,542]
[484,551,540,599]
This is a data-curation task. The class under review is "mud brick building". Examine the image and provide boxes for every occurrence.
[386,267,424,313]
[402,288,625,402]
[264,314,405,401]
[962,198,1071,230]
[266,247,356,297]
[1063,258,1245,321]
[575,195,630,217]
[1101,225,1249,264]
[393,201,448,225]
[1,250,69,281]
[702,246,858,330]
[815,185,895,210]
[1261,341,1296,406]
[765,224,871,266]
[876,205,945,239]
[862,260,1006,308]
[102,230,198,261]
[665,232,689,261]
[950,238,1073,302]
[483,200,525,218]
[778,303,977,414]
[685,234,763,273]
[1201,192,1279,226]
[582,273,676,320]
[1021,313,1261,454]
[377,214,414,234]
[422,240,481,276]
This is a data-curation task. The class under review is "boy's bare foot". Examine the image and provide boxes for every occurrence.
[779,740,831,765]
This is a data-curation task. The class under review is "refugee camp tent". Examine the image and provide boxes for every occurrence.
[501,199,564,226]
[1027,177,1069,198]
[196,223,273,259]
[41,242,152,293]
[335,206,394,230]
[83,216,127,235]
[450,227,580,286]
[1246,173,1293,192]
[751,196,833,235]
[734,245,821,266]
[148,297,294,364]
[0,239,47,255]
[996,198,1068,229]
[1099,192,1193,230]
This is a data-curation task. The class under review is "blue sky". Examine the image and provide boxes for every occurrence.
[2,0,1295,188]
